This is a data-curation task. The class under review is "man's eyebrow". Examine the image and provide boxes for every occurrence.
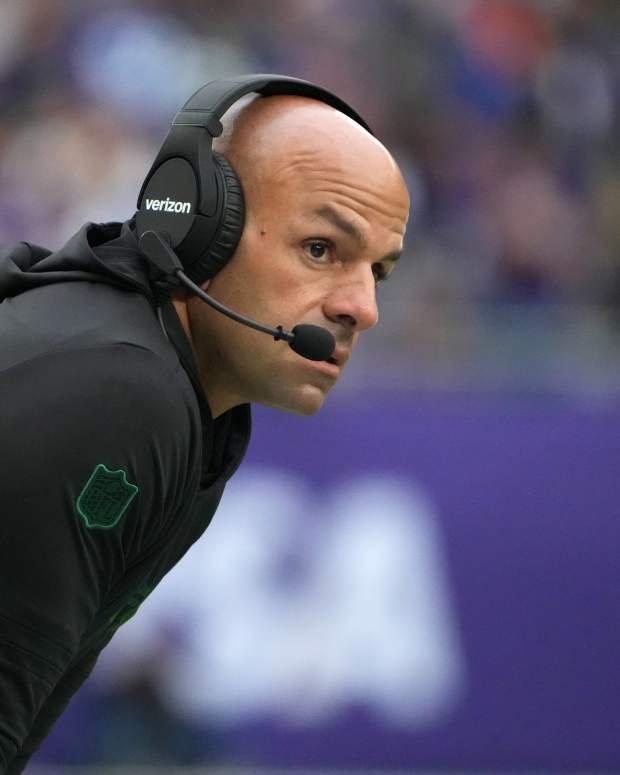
[310,204,402,266]
[311,205,368,249]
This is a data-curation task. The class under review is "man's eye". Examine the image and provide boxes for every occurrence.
[305,240,331,261]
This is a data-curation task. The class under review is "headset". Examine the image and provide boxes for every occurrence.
[135,74,373,362]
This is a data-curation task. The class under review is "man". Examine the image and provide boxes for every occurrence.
[0,77,409,772]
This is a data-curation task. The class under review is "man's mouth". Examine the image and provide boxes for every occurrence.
[326,346,349,367]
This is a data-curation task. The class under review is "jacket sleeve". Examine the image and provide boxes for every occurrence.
[0,343,195,772]
[4,646,103,775]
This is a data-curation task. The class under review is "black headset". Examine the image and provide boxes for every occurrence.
[135,74,373,287]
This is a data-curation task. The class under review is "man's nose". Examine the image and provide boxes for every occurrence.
[322,266,379,332]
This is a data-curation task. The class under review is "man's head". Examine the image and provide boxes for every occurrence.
[172,93,410,418]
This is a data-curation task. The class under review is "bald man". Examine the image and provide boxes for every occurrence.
[0,83,409,771]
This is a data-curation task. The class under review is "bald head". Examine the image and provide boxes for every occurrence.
[213,94,409,223]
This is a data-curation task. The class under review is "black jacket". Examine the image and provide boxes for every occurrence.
[0,220,251,773]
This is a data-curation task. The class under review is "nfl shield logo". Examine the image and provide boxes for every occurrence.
[76,463,139,529]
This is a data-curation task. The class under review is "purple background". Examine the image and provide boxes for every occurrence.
[238,390,620,770]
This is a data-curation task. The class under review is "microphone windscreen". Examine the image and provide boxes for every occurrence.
[290,324,335,362]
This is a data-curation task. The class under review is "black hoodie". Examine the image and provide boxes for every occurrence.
[0,220,251,772]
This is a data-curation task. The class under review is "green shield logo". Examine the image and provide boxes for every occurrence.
[76,463,139,529]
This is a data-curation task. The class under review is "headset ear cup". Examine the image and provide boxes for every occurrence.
[189,152,245,282]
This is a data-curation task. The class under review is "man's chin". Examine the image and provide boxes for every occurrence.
[265,383,329,416]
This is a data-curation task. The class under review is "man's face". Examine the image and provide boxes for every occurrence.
[187,123,409,417]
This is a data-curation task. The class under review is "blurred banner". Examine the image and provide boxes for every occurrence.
[34,389,620,771]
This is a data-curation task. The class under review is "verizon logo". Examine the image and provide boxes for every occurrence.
[144,197,191,214]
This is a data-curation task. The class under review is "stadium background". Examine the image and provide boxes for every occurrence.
[1,0,619,773]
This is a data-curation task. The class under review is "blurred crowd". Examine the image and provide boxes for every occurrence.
[0,0,619,389]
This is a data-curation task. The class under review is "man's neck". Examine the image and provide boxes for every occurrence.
[170,290,241,419]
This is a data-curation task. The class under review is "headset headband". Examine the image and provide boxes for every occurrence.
[173,74,373,137]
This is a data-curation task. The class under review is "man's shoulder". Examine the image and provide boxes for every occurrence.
[0,274,167,361]
[1,342,198,440]
[0,342,203,537]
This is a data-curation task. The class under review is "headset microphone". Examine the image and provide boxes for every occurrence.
[139,230,336,363]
